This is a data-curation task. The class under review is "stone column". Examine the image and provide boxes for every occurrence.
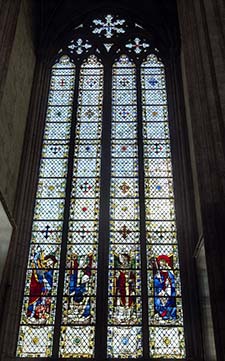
[177,0,225,359]
[0,0,22,105]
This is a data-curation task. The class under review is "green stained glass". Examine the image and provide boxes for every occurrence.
[141,54,185,358]
[16,56,75,357]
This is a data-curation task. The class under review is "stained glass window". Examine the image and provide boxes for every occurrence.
[141,55,185,358]
[17,56,75,357]
[59,55,103,358]
[17,13,186,360]
[107,55,142,358]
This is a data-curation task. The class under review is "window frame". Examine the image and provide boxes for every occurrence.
[0,11,202,361]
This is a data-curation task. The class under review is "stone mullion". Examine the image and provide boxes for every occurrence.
[165,51,203,360]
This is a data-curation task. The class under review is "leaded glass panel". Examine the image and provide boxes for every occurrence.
[141,54,185,358]
[107,55,143,358]
[59,55,103,358]
[17,56,75,357]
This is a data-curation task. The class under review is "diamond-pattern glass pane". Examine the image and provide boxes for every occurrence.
[107,327,142,358]
[46,106,73,123]
[141,54,185,358]
[17,326,54,357]
[59,326,95,357]
[17,55,75,357]
[107,55,142,357]
[149,327,185,358]
[59,55,103,356]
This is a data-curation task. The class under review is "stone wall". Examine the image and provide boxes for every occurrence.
[0,0,36,219]
[177,0,225,359]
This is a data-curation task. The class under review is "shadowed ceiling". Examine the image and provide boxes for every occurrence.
[32,0,180,56]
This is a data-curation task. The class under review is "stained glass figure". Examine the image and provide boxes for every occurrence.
[59,55,103,358]
[107,55,142,358]
[141,54,185,358]
[17,56,75,357]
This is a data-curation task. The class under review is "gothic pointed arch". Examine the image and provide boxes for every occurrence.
[2,9,202,361]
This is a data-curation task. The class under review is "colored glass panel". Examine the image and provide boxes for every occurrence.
[16,56,75,357]
[92,14,125,38]
[107,55,142,358]
[125,37,150,54]
[59,55,103,358]
[68,38,92,55]
[141,54,185,358]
